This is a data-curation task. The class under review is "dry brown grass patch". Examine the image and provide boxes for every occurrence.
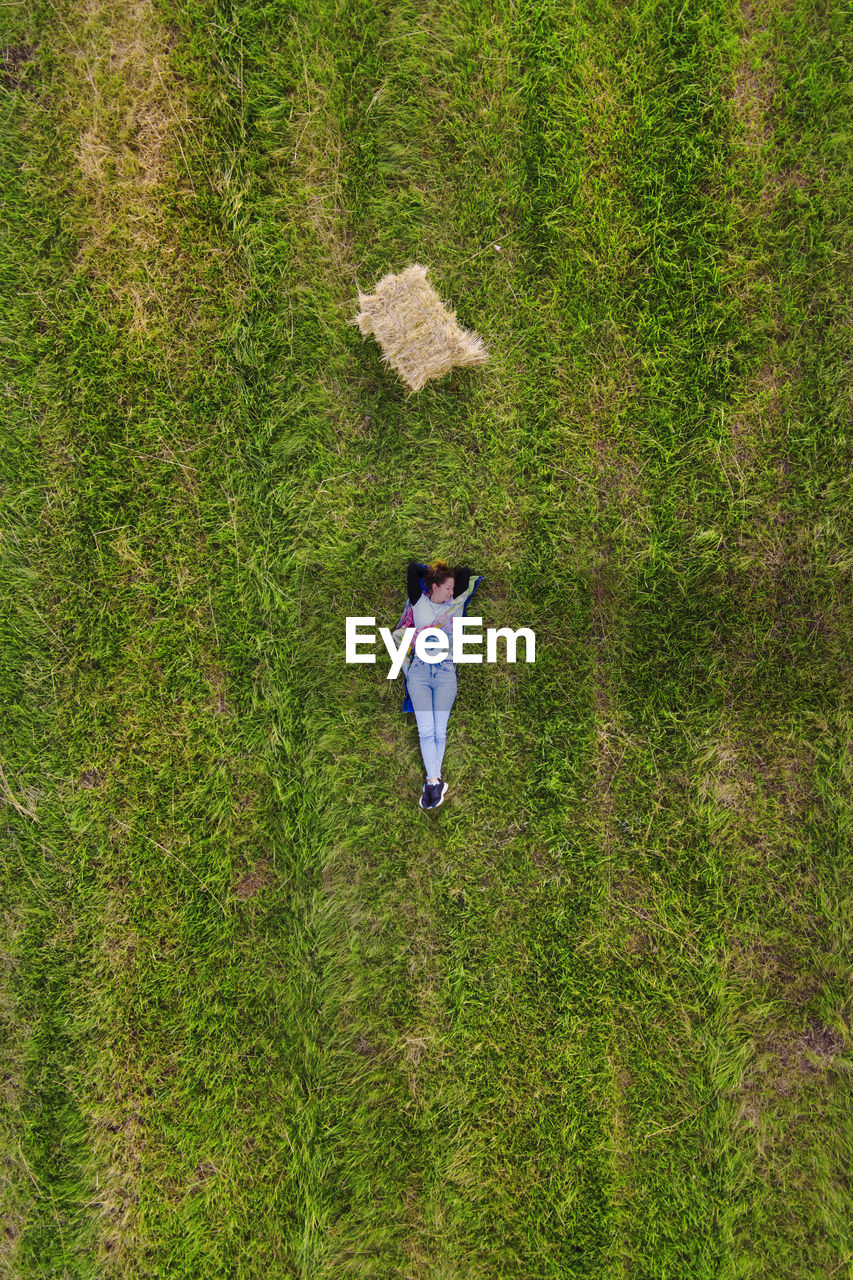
[726,937,823,1008]
[698,736,815,820]
[63,0,193,332]
[751,362,783,404]
[592,437,646,529]
[320,858,357,892]
[729,0,787,227]
[732,62,776,146]
[623,926,654,959]
[232,860,276,900]
[729,0,812,215]
[724,361,790,486]
[355,1033,374,1058]
[1,909,27,1126]
[589,555,631,846]
[204,663,228,715]
[727,1016,846,1137]
[401,1034,431,1101]
[609,875,663,951]
[87,1095,147,1267]
[758,1019,847,1097]
[79,768,106,788]
[101,930,138,970]
[2,43,35,88]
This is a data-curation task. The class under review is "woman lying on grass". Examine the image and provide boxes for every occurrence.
[392,559,483,811]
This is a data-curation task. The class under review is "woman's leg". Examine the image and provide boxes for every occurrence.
[431,659,457,777]
[406,658,441,779]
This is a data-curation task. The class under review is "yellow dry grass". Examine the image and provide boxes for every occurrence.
[68,0,189,334]
[353,264,489,392]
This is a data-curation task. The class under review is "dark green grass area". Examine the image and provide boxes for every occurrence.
[1,0,850,1274]
[0,31,97,1266]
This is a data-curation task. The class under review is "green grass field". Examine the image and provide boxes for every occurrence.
[1,0,851,1274]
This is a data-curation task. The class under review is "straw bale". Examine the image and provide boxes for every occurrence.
[353,263,488,392]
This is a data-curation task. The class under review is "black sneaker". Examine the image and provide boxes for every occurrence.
[418,781,432,810]
[429,779,449,809]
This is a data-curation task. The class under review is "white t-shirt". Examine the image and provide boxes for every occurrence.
[412,593,455,641]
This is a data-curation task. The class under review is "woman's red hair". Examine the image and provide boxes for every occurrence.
[424,559,454,591]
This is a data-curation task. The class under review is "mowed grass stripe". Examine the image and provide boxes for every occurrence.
[516,0,740,1272]
[173,3,462,1272]
[6,0,318,1272]
[582,0,852,1274]
[295,0,646,1272]
[510,8,707,1275]
[578,0,845,1271]
[426,2,631,1272]
[704,0,852,1272]
[338,0,655,1269]
[1,3,104,1269]
[508,0,753,1270]
[293,0,603,1271]
[588,1,745,1270]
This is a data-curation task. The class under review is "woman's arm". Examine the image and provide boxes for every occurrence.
[407,561,425,604]
[453,565,472,596]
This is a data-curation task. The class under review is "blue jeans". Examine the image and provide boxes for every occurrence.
[406,655,457,779]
